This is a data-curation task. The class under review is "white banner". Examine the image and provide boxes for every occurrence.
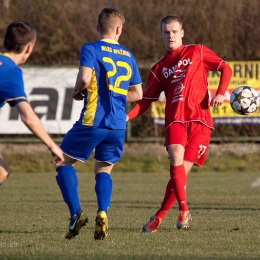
[0,67,84,134]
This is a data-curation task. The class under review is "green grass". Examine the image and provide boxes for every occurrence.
[4,151,260,174]
[1,168,260,259]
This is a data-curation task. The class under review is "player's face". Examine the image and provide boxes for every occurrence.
[161,21,184,51]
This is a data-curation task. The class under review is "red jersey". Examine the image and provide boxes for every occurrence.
[143,44,227,130]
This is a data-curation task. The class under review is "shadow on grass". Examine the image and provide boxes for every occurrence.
[110,200,260,211]
[1,253,257,260]
[0,230,38,234]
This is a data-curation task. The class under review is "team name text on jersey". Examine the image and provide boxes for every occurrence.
[101,46,131,57]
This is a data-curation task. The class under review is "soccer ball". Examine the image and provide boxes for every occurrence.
[230,86,259,115]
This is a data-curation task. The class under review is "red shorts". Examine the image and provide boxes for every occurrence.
[165,122,212,167]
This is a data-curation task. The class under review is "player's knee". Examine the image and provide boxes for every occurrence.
[169,154,183,166]
[0,158,10,184]
[167,145,184,165]
[0,166,9,183]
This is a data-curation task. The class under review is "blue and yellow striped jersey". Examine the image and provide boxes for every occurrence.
[76,39,142,130]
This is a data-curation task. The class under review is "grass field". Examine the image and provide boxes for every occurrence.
[1,163,260,259]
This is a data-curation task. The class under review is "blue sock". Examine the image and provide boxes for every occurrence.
[56,165,81,218]
[95,172,112,214]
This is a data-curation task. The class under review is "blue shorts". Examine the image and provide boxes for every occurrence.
[60,125,126,164]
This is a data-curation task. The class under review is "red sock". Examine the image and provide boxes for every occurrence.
[155,179,176,219]
[170,164,188,211]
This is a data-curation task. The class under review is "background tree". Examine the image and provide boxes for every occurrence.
[0,0,260,65]
[1,0,259,140]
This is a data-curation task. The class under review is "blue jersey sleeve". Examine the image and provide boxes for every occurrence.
[0,66,27,107]
[80,43,96,69]
[129,54,142,86]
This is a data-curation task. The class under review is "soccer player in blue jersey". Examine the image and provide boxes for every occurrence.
[55,7,143,240]
[0,21,64,185]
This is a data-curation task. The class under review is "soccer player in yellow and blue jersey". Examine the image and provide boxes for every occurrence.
[55,8,143,240]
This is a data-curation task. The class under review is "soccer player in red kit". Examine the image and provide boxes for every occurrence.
[127,15,232,231]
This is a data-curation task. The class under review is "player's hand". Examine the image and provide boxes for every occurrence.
[73,90,84,101]
[126,115,129,122]
[210,94,225,107]
[49,144,65,167]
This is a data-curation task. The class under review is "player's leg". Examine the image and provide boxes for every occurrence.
[94,161,114,214]
[155,156,194,215]
[156,178,176,219]
[175,122,211,229]
[166,123,191,229]
[56,154,88,239]
[143,124,184,232]
[184,161,194,176]
[146,155,194,228]
[143,146,185,232]
[93,161,114,240]
[167,144,192,230]
[0,156,10,185]
[56,155,81,218]
[56,126,100,239]
[165,123,189,216]
[152,160,193,217]
[168,144,188,210]
[93,128,125,240]
[142,175,176,233]
[143,123,188,232]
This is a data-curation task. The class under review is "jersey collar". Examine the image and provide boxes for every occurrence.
[101,39,119,44]
[166,44,185,55]
[0,52,11,58]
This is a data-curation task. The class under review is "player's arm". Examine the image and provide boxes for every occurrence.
[127,98,153,121]
[16,101,64,166]
[126,84,143,103]
[127,68,162,121]
[210,62,232,107]
[73,66,93,100]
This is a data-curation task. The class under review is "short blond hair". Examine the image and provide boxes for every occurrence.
[98,8,125,34]
[160,15,183,31]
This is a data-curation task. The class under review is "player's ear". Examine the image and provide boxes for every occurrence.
[116,25,123,36]
[181,29,184,37]
[24,42,34,55]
